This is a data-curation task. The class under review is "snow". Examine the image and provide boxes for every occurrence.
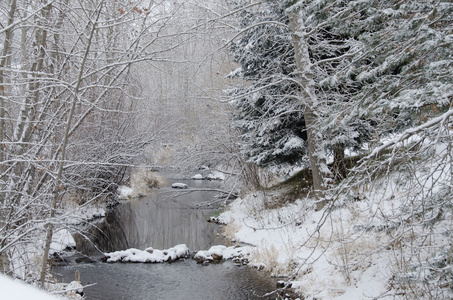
[194,245,251,261]
[0,274,59,300]
[218,194,394,298]
[192,174,204,180]
[218,141,453,300]
[171,182,188,189]
[192,171,225,180]
[104,244,190,263]
[65,281,83,293]
[50,229,76,254]
[64,281,84,298]
[207,170,225,180]
[64,205,106,226]
[118,185,134,199]
[104,244,252,265]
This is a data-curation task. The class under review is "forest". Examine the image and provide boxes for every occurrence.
[0,0,452,299]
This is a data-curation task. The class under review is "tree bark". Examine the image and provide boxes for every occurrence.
[0,0,17,273]
[0,0,17,200]
[289,13,331,210]
[333,143,347,181]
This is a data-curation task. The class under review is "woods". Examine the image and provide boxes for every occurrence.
[221,1,452,298]
[1,0,452,298]
[0,0,184,283]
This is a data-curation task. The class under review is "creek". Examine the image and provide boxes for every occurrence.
[52,174,279,299]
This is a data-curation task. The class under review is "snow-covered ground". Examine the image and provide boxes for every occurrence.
[218,160,452,299]
[218,194,391,299]
[0,274,59,300]
[213,124,453,299]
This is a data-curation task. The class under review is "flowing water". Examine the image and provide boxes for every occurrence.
[53,175,280,299]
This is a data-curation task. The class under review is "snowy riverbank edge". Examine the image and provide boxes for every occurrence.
[217,194,389,299]
[217,185,452,300]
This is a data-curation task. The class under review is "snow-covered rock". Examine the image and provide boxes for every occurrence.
[206,171,225,180]
[194,245,251,264]
[104,244,189,263]
[192,174,204,180]
[171,183,188,189]
[65,281,84,297]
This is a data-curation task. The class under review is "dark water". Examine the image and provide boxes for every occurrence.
[54,260,279,300]
[53,176,280,299]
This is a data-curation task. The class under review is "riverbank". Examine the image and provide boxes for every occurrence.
[218,182,452,299]
[218,192,389,299]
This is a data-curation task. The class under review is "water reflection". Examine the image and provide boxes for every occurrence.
[75,178,224,254]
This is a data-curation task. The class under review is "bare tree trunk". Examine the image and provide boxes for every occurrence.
[333,143,347,181]
[289,14,331,210]
[0,0,17,199]
[0,0,17,274]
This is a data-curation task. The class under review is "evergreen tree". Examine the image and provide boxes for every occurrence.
[299,0,453,142]
[227,0,452,207]
[227,2,309,172]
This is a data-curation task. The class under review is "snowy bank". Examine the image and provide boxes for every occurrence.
[0,274,59,300]
[103,244,189,263]
[50,229,76,254]
[218,152,453,300]
[217,192,395,299]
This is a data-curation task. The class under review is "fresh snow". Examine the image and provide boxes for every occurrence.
[104,244,190,263]
[0,274,59,300]
[218,193,393,299]
[194,245,251,261]
[118,185,134,199]
[103,244,251,265]
[50,229,76,254]
[218,154,452,300]
[207,171,225,180]
[171,182,188,189]
[192,171,225,180]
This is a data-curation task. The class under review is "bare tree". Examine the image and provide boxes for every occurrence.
[0,0,191,283]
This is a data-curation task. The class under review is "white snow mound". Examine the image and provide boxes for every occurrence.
[104,244,189,263]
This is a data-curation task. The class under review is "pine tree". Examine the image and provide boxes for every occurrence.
[228,0,452,208]
[227,2,309,172]
[300,0,453,141]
